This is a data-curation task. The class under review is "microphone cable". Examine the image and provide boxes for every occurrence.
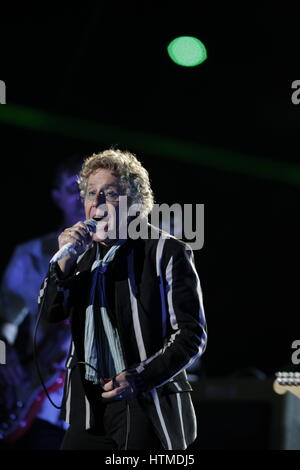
[33,287,63,409]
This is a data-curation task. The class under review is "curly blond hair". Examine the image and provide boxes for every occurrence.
[78,148,154,216]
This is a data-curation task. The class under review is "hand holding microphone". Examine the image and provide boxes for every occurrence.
[51,219,97,275]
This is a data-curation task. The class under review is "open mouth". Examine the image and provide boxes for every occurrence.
[93,214,108,222]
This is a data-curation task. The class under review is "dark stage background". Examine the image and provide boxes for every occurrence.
[0,2,299,449]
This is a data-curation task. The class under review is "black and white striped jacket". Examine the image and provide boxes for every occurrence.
[39,227,207,450]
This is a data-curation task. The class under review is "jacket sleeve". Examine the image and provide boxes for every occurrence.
[129,240,207,392]
[38,262,76,323]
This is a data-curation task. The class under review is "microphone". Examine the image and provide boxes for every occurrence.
[50,219,97,264]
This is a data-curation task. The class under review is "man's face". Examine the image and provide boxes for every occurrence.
[84,168,125,243]
[52,173,85,227]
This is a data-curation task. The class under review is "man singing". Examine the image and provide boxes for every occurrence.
[39,148,207,450]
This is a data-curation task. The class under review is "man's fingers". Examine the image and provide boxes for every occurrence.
[101,373,136,399]
[101,390,117,399]
[58,221,92,250]
[102,379,114,391]
[100,377,111,386]
[101,385,124,399]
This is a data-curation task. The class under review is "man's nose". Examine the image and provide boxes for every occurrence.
[92,199,108,218]
[98,192,106,205]
[92,191,106,206]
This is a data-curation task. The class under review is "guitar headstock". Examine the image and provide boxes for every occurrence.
[273,371,300,398]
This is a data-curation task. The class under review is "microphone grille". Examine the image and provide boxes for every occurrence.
[85,219,97,233]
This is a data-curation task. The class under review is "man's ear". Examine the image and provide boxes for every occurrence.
[51,189,63,210]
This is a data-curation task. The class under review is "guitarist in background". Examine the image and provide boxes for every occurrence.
[0,156,85,449]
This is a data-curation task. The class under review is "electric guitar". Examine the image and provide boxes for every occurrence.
[0,325,69,442]
[0,368,65,441]
[273,371,300,399]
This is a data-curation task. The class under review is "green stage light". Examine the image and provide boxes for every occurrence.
[167,36,207,67]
